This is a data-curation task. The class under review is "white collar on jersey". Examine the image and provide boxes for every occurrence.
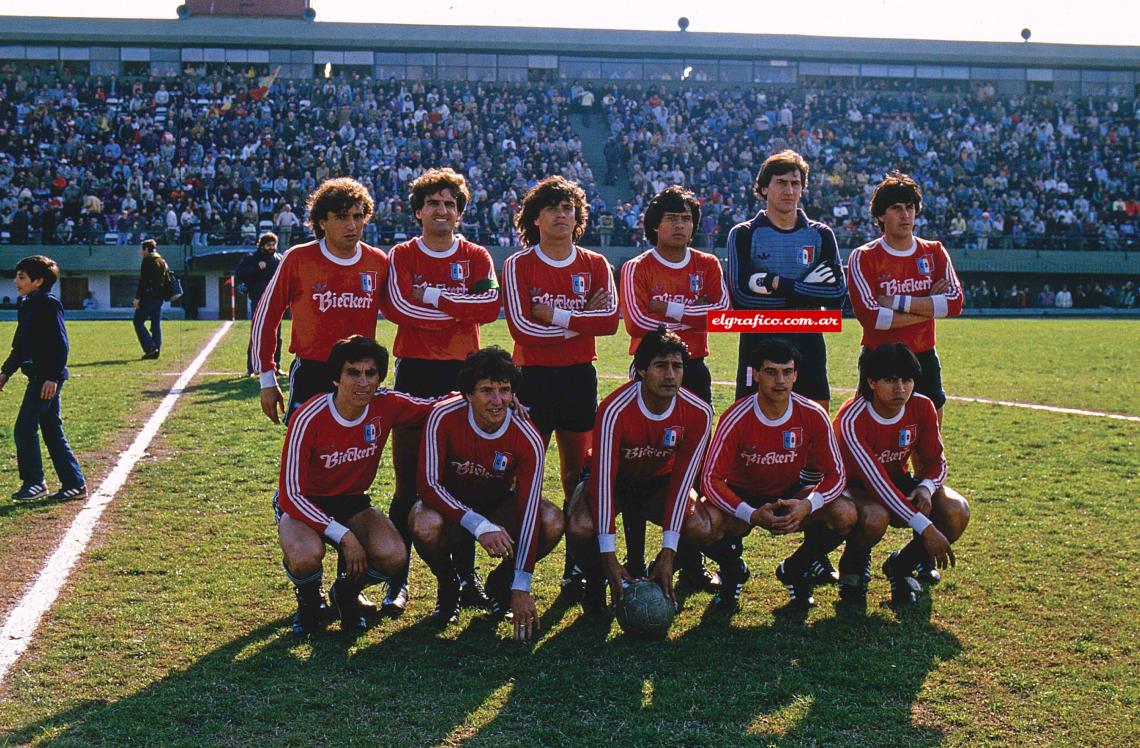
[415,236,459,258]
[866,397,907,425]
[319,238,363,266]
[467,403,513,439]
[327,393,370,427]
[636,381,676,421]
[650,246,692,270]
[877,237,918,257]
[533,243,578,268]
[751,395,793,427]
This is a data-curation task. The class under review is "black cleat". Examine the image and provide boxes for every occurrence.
[381,583,409,617]
[329,580,368,631]
[357,592,379,616]
[292,588,328,637]
[433,575,461,625]
[141,349,160,360]
[883,551,921,606]
[678,566,722,593]
[806,555,840,586]
[913,560,942,586]
[459,570,492,609]
[838,551,872,603]
[581,575,608,613]
[560,562,586,602]
[713,561,750,611]
[775,561,817,608]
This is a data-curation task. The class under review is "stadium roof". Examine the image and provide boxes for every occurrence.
[2,15,1139,69]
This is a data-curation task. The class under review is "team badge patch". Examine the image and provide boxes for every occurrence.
[571,272,591,295]
[450,261,470,281]
[492,452,511,472]
[662,426,683,448]
[916,255,933,275]
[360,271,377,293]
[783,427,802,450]
[363,419,380,443]
[689,272,705,294]
[801,246,815,265]
[899,425,916,447]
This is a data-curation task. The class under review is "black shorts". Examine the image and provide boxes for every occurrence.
[736,332,830,402]
[615,475,694,524]
[274,492,372,528]
[394,357,465,399]
[286,357,333,423]
[625,357,712,405]
[914,348,946,410]
[515,362,597,434]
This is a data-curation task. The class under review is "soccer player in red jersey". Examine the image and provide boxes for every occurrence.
[275,336,435,634]
[379,168,501,616]
[833,343,970,606]
[252,177,388,425]
[410,347,564,640]
[565,329,719,611]
[847,172,964,420]
[502,176,619,592]
[701,338,855,610]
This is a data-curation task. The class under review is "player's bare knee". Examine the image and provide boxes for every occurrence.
[409,504,444,544]
[862,503,890,543]
[284,544,323,577]
[829,498,858,535]
[939,495,970,541]
[538,502,566,555]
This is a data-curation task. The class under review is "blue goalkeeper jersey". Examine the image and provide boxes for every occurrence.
[726,208,847,311]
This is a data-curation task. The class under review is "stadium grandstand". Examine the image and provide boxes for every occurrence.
[1,8,1138,317]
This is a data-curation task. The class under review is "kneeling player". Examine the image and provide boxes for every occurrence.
[833,343,970,605]
[275,336,435,634]
[702,338,854,609]
[566,328,719,610]
[410,347,564,641]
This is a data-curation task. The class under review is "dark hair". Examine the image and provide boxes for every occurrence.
[514,176,589,247]
[754,149,810,199]
[327,335,389,385]
[633,326,690,373]
[643,185,701,245]
[870,171,924,229]
[305,177,375,239]
[857,343,922,400]
[257,231,278,249]
[456,346,520,395]
[409,167,471,216]
[748,337,801,371]
[141,238,157,253]
[15,255,59,292]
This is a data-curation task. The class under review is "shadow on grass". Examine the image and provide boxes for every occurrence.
[140,376,260,405]
[69,359,136,368]
[9,593,959,746]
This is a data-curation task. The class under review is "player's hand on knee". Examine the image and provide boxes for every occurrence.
[648,549,676,605]
[909,486,933,516]
[478,527,514,559]
[260,385,285,424]
[340,532,367,579]
[920,525,955,569]
[511,591,539,642]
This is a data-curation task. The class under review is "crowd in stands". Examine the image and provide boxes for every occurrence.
[963,279,1137,309]
[0,66,1138,254]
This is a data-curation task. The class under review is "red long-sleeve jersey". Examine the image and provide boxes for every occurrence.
[418,396,547,591]
[252,239,389,375]
[379,237,501,361]
[846,236,963,353]
[833,393,947,534]
[589,380,713,554]
[702,392,845,523]
[502,244,619,366]
[277,389,434,543]
[620,247,729,359]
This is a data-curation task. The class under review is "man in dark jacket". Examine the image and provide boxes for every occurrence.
[235,232,283,376]
[133,239,169,359]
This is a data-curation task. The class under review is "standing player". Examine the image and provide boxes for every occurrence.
[251,177,388,424]
[380,168,501,616]
[275,336,433,634]
[409,347,564,641]
[833,343,970,605]
[565,329,718,610]
[847,171,964,420]
[701,338,854,610]
[727,150,847,409]
[502,176,619,592]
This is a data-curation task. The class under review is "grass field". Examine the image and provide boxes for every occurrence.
[0,318,1137,746]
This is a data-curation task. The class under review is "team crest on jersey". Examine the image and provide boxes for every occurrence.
[571,272,591,295]
[783,427,803,450]
[360,271,377,293]
[916,255,933,275]
[492,451,511,472]
[363,418,382,444]
[662,426,683,448]
[450,261,470,281]
[689,272,705,294]
[801,246,815,265]
[899,425,916,447]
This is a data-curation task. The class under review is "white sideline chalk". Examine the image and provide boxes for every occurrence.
[0,322,233,686]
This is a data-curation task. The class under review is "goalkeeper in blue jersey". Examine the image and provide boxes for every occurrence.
[726,149,847,409]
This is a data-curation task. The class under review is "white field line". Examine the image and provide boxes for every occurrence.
[0,321,233,686]
[596,373,1140,423]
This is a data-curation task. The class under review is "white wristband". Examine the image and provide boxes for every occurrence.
[551,307,573,329]
[459,510,492,538]
[908,513,933,534]
[665,301,685,321]
[421,286,443,307]
[598,533,617,554]
[875,307,894,330]
[512,570,533,592]
[807,491,825,513]
[735,503,756,523]
[931,294,949,318]
[259,370,279,389]
[661,530,681,552]
[324,520,350,545]
[902,295,913,314]
[919,479,938,496]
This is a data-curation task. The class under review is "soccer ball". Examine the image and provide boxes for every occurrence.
[616,580,676,638]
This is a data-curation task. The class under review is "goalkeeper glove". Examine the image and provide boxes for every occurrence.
[748,272,777,295]
[802,264,837,285]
